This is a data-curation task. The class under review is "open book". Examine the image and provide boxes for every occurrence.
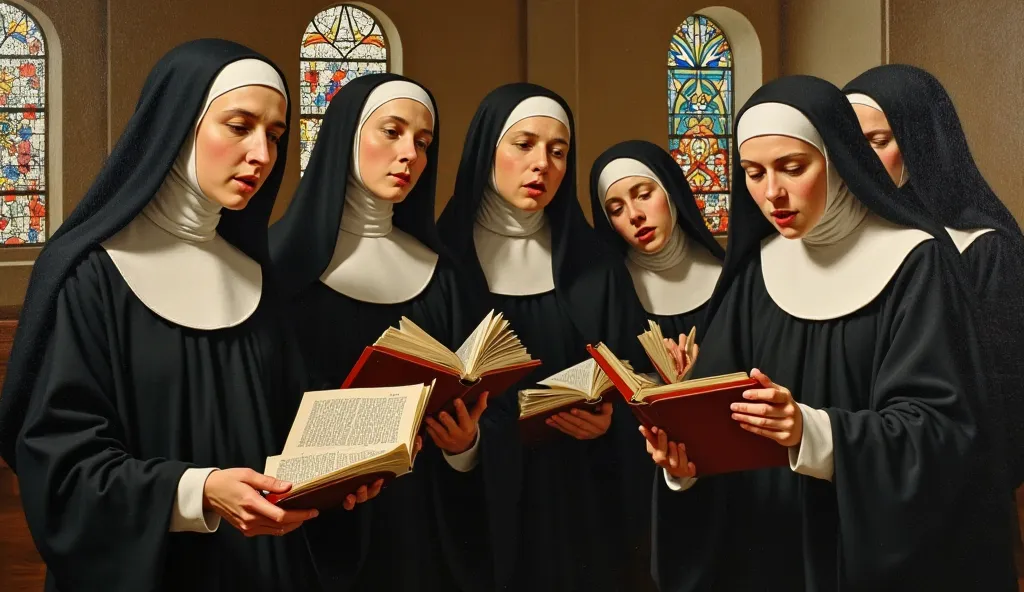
[264,382,434,510]
[588,343,788,476]
[518,359,619,443]
[343,311,542,415]
[638,321,698,384]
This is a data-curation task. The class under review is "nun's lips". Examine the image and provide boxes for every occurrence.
[772,209,797,227]
[635,226,656,243]
[390,172,411,186]
[524,180,546,197]
[233,175,259,194]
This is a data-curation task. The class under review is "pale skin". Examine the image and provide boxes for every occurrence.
[357,98,434,203]
[851,103,906,186]
[494,116,612,439]
[644,135,827,471]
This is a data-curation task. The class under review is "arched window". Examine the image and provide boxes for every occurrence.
[0,2,47,246]
[299,3,393,174]
[668,14,733,235]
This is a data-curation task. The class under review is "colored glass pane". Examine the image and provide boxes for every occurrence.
[667,15,732,235]
[0,3,45,246]
[300,4,388,174]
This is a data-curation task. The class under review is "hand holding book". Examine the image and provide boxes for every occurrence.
[424,392,488,454]
[638,425,696,480]
[729,369,803,447]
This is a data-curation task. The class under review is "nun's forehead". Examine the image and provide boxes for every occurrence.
[497,96,571,143]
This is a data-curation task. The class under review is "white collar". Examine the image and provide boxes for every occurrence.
[625,233,722,315]
[946,226,995,254]
[101,60,286,329]
[760,212,932,320]
[473,221,555,296]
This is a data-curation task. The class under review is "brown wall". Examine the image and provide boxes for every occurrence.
[781,0,884,86]
[573,0,782,220]
[107,0,527,221]
[889,0,1024,225]
[0,0,106,307]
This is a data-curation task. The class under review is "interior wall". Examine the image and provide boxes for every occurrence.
[781,0,883,86]
[0,0,106,307]
[107,0,527,221]
[889,0,1024,225]
[572,0,781,219]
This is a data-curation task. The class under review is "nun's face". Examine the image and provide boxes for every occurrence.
[493,116,570,211]
[358,98,434,202]
[852,104,905,186]
[195,85,287,210]
[740,135,828,239]
[604,176,674,253]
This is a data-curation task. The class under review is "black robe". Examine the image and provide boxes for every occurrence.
[17,250,317,592]
[268,73,490,592]
[844,64,1024,489]
[655,75,1016,591]
[1,40,316,592]
[653,242,1017,591]
[292,264,490,592]
[961,232,1024,488]
[438,84,653,592]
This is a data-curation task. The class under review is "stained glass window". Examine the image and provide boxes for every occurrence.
[300,4,388,174]
[0,2,46,246]
[668,15,732,235]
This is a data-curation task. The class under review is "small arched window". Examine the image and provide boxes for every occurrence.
[668,14,733,235]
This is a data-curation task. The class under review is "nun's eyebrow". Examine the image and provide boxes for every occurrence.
[378,114,434,136]
[863,128,892,136]
[224,108,287,131]
[513,130,569,146]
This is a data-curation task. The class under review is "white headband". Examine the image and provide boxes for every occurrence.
[497,96,570,145]
[737,103,825,154]
[846,92,883,112]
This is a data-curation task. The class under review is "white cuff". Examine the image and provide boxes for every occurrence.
[788,404,834,481]
[443,431,480,472]
[663,468,698,492]
[169,467,222,533]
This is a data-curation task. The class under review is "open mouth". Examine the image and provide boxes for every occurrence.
[524,180,546,196]
[771,210,797,226]
[635,227,656,242]
[233,175,258,192]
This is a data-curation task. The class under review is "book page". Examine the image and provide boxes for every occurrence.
[282,384,427,454]
[265,449,389,484]
[537,358,597,395]
[638,320,682,383]
[455,310,494,377]
[375,317,462,372]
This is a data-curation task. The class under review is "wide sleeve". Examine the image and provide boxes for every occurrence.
[825,243,984,587]
[15,263,191,592]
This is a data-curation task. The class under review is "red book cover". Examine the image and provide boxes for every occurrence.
[587,345,789,476]
[342,346,541,416]
[265,471,396,510]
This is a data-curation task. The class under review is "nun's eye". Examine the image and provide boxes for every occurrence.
[416,139,429,150]
[638,192,651,200]
[783,165,805,175]
[227,124,248,135]
[515,142,532,151]
[550,148,565,159]
[745,170,764,181]
[382,127,399,138]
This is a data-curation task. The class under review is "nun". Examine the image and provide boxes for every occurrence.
[268,73,489,592]
[437,83,650,591]
[588,139,726,586]
[645,75,1017,590]
[0,40,323,591]
[844,65,1024,490]
[590,140,725,361]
